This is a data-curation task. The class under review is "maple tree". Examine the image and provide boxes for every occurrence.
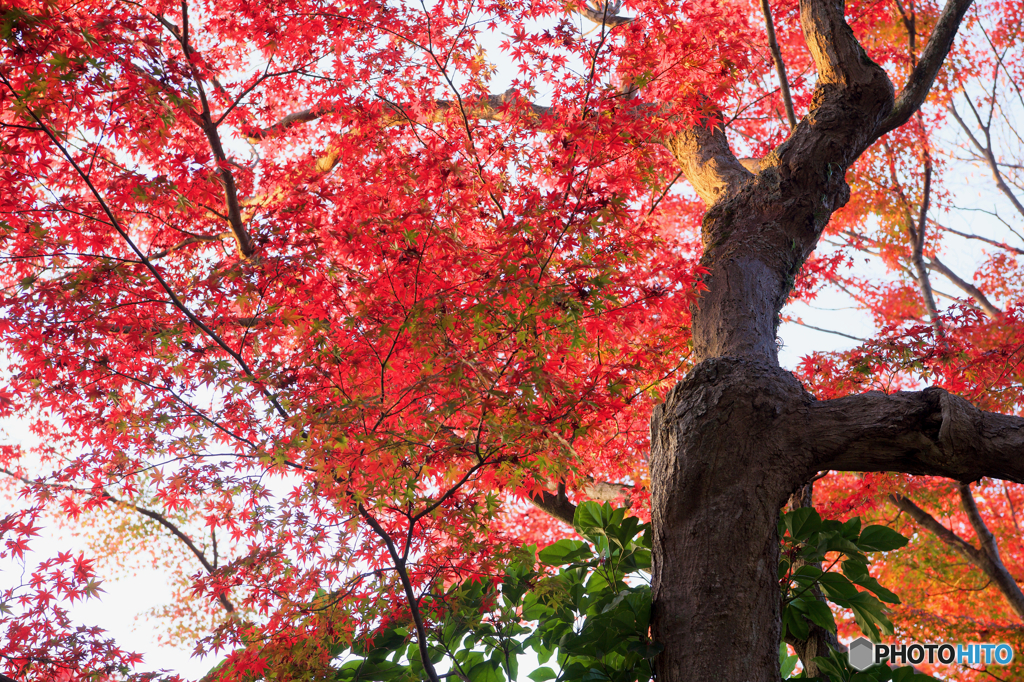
[3,0,1024,678]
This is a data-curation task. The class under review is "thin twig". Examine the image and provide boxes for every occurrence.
[0,71,291,422]
[785,319,866,342]
[760,0,797,129]
[155,6,255,259]
[359,505,442,682]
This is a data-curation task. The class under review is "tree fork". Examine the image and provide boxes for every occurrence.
[647,0,985,674]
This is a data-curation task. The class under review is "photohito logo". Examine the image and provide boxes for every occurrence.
[848,637,1014,670]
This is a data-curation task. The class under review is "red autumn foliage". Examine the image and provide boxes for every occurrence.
[0,0,1023,678]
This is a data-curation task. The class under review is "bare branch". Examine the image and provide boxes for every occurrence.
[908,162,946,341]
[948,100,1024,221]
[760,0,798,129]
[890,493,985,564]
[248,93,555,142]
[956,484,988,545]
[878,0,976,137]
[927,256,1002,318]
[934,218,1024,253]
[784,318,866,341]
[247,105,340,140]
[156,7,255,259]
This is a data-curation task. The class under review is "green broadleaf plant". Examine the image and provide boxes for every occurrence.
[268,504,928,681]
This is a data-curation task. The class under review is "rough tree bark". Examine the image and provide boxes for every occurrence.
[643,0,1020,677]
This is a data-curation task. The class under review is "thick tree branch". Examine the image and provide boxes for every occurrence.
[248,93,554,142]
[799,0,891,90]
[959,483,997,557]
[877,0,976,137]
[530,483,577,525]
[581,478,632,503]
[664,117,752,207]
[680,0,902,362]
[810,386,1024,484]
[529,478,633,526]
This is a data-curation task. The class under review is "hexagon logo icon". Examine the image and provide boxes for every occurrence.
[849,637,876,671]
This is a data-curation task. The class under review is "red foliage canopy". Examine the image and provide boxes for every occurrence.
[0,0,1023,677]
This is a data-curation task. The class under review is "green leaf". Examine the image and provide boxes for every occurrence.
[468,660,505,682]
[338,660,412,681]
[787,507,822,541]
[811,652,848,681]
[780,642,799,679]
[857,526,909,552]
[792,564,824,580]
[848,573,900,604]
[608,515,643,550]
[623,548,652,572]
[538,539,593,565]
[574,501,626,539]
[801,598,838,633]
[842,517,863,539]
[528,667,557,681]
[783,605,810,641]
[848,593,893,641]
[818,573,861,602]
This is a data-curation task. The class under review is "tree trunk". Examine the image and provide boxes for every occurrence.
[650,358,814,681]
[642,0,984,673]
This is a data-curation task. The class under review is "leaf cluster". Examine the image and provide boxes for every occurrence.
[778,507,930,681]
[326,504,929,682]
[335,501,657,682]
